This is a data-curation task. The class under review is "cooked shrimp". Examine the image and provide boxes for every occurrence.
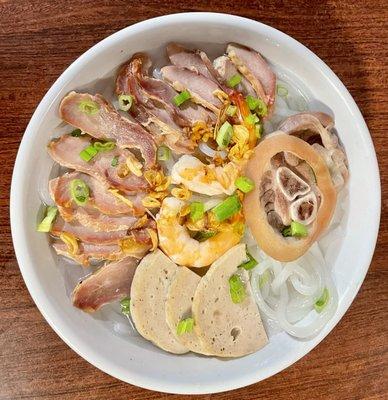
[157,197,244,268]
[171,155,241,196]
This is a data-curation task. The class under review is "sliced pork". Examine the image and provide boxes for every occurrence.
[167,43,224,88]
[51,216,129,244]
[60,91,156,168]
[118,53,215,126]
[49,172,143,216]
[47,135,149,194]
[278,112,348,190]
[161,65,223,113]
[226,43,276,110]
[213,55,256,96]
[72,257,139,312]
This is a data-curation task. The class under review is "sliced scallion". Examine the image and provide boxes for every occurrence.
[259,270,270,288]
[282,221,308,237]
[70,179,89,206]
[190,202,205,222]
[111,156,119,167]
[255,122,263,139]
[239,252,258,270]
[157,145,171,161]
[235,176,255,193]
[118,94,133,111]
[276,84,289,97]
[193,231,217,242]
[173,90,191,107]
[216,121,233,148]
[176,317,194,335]
[211,194,241,222]
[78,99,99,115]
[226,105,237,116]
[93,141,116,152]
[227,74,242,88]
[314,288,329,313]
[70,128,82,137]
[37,206,58,232]
[120,297,131,316]
[79,144,98,162]
[246,95,261,111]
[229,274,246,303]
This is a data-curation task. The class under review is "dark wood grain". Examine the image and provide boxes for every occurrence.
[0,1,387,399]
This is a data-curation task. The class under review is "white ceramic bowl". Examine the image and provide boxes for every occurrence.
[11,13,380,394]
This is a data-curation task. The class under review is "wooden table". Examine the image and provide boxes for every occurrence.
[0,1,387,399]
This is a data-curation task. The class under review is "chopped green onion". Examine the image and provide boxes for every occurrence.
[259,270,270,288]
[93,141,116,152]
[235,176,255,193]
[70,128,82,137]
[193,231,217,242]
[291,221,308,237]
[37,206,58,232]
[244,114,255,125]
[212,194,241,222]
[229,274,246,303]
[239,252,258,270]
[69,179,89,206]
[276,84,289,97]
[79,144,98,162]
[173,90,191,107]
[226,105,237,116]
[255,99,268,117]
[118,94,133,111]
[255,122,263,139]
[190,202,205,222]
[246,95,261,111]
[216,121,233,148]
[227,74,242,88]
[120,297,131,316]
[282,226,292,237]
[314,288,329,313]
[157,145,171,161]
[78,99,99,115]
[177,317,194,335]
[111,156,119,167]
[282,221,308,237]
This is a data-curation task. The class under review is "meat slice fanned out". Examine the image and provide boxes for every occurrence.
[47,135,149,194]
[161,65,223,113]
[167,43,224,88]
[226,43,276,109]
[51,216,129,244]
[213,55,256,96]
[60,91,156,168]
[49,172,142,231]
[72,257,139,312]
[118,54,214,125]
[116,54,213,153]
[53,241,124,265]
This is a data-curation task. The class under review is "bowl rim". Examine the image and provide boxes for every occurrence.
[10,12,381,394]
